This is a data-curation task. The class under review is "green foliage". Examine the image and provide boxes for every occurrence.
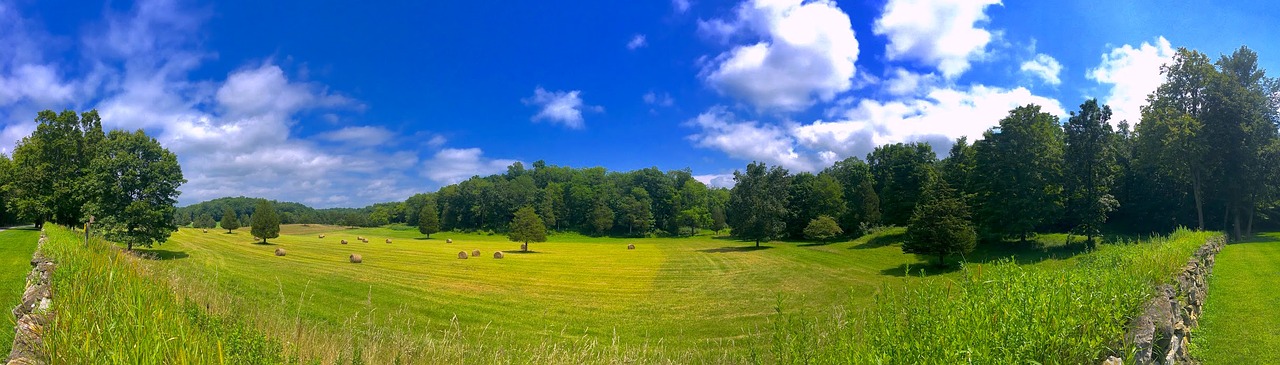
[785,173,844,239]
[1064,99,1120,244]
[417,199,440,238]
[802,215,842,242]
[903,181,976,266]
[221,206,240,233]
[507,206,546,249]
[250,199,280,243]
[727,162,790,246]
[193,213,216,229]
[771,229,1218,364]
[6,109,104,227]
[77,128,185,249]
[710,205,727,235]
[868,142,936,226]
[974,104,1064,242]
[589,200,614,235]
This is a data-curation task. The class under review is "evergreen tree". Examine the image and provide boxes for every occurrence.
[250,199,280,244]
[507,206,546,251]
[710,205,727,235]
[867,142,937,226]
[220,206,240,233]
[194,213,216,229]
[726,162,790,247]
[904,180,977,266]
[418,199,440,238]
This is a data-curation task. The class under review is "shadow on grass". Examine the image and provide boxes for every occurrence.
[697,246,774,253]
[133,249,189,261]
[412,237,437,241]
[1233,232,1280,245]
[966,240,1090,266]
[850,231,907,249]
[251,241,277,246]
[880,262,961,277]
[798,240,843,247]
[502,250,541,254]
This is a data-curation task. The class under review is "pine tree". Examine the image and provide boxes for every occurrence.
[220,206,240,233]
[903,180,976,267]
[250,200,280,244]
[418,199,440,238]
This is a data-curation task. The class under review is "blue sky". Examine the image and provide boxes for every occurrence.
[0,0,1277,208]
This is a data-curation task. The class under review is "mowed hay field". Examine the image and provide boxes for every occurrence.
[0,228,39,355]
[1192,233,1280,363]
[140,225,1090,362]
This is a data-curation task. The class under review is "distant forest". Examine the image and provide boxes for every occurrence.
[178,46,1279,242]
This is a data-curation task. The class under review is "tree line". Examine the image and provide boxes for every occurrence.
[169,45,1275,260]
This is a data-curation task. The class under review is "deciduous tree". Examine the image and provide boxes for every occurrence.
[250,199,280,244]
[508,206,546,251]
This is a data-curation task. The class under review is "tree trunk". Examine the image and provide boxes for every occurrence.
[1233,207,1243,242]
[1247,206,1256,237]
[756,239,760,247]
[938,253,945,267]
[524,241,528,252]
[1192,174,1204,231]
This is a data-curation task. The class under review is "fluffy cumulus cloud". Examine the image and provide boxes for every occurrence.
[687,81,1065,172]
[1087,36,1175,125]
[1020,53,1063,85]
[523,87,601,129]
[699,0,859,111]
[0,0,512,207]
[874,0,1001,78]
[686,106,815,171]
[422,148,520,185]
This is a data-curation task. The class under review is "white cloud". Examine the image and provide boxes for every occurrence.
[882,67,938,96]
[523,87,601,129]
[700,0,860,111]
[422,148,519,185]
[627,34,648,50]
[673,0,691,13]
[686,106,816,171]
[317,126,394,146]
[1087,36,1175,125]
[686,80,1065,172]
[643,91,675,107]
[874,0,1002,78]
[694,174,736,188]
[793,83,1065,160]
[1020,53,1063,85]
[0,0,510,208]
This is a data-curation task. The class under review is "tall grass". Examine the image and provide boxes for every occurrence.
[40,225,281,364]
[768,228,1218,364]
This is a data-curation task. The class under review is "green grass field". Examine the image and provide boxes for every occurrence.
[1192,233,1280,363]
[125,224,1103,363]
[0,228,39,355]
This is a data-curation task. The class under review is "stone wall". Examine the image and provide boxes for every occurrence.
[1108,235,1225,365]
[6,230,53,365]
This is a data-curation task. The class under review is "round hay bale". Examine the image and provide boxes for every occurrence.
[275,248,286,256]
[471,250,480,257]
[521,243,528,251]
[340,239,348,244]
[319,234,325,239]
[457,251,468,259]
[627,244,635,250]
[493,251,504,259]
[349,254,362,263]
[385,238,392,244]
[202,229,207,233]
[357,236,364,241]
[446,238,453,243]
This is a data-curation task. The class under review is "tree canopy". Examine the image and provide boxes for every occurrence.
[508,206,546,251]
[250,199,280,244]
[82,129,185,251]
